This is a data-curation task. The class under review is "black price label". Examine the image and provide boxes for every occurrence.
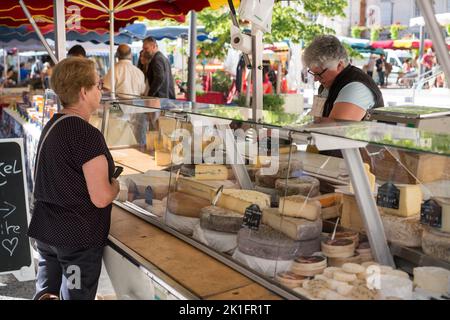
[145,186,153,205]
[377,182,400,209]
[420,199,442,228]
[242,204,262,230]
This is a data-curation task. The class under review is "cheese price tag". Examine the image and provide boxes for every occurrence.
[242,204,262,230]
[145,186,153,206]
[376,182,400,209]
[212,185,224,206]
[420,199,442,228]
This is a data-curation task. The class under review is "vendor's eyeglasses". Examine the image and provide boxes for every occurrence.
[308,68,328,79]
[96,79,104,90]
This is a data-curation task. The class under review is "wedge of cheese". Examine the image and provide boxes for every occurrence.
[278,195,322,221]
[166,192,210,218]
[194,164,230,180]
[155,149,172,166]
[262,208,322,241]
[378,184,422,217]
[215,189,271,215]
[176,177,238,202]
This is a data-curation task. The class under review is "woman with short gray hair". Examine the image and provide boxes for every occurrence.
[303,35,384,121]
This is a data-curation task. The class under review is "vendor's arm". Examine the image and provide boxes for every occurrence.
[329,82,375,121]
[83,155,119,208]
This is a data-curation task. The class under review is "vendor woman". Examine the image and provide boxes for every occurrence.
[303,35,384,121]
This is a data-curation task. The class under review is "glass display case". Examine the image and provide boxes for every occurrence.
[101,97,450,300]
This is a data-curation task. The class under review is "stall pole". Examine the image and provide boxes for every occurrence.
[341,148,395,267]
[19,0,57,64]
[418,25,425,78]
[251,26,263,122]
[3,48,7,80]
[54,0,67,61]
[417,0,450,88]
[187,11,197,103]
[17,50,20,84]
[109,0,115,99]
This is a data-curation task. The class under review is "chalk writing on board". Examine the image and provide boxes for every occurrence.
[2,237,19,256]
[0,201,16,219]
[0,160,23,187]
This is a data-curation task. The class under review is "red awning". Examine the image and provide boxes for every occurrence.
[0,0,233,32]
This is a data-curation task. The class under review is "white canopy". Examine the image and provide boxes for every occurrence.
[410,12,450,27]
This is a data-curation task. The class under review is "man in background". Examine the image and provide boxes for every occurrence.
[67,45,87,58]
[142,37,175,99]
[103,44,146,98]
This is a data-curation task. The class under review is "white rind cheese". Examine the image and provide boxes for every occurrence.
[413,266,450,295]
[216,189,271,215]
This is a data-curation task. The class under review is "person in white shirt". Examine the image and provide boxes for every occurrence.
[103,44,146,99]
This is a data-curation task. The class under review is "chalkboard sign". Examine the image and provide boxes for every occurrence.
[377,182,400,209]
[0,139,35,281]
[420,199,442,228]
[242,204,262,230]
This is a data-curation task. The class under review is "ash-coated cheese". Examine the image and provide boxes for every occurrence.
[380,213,423,247]
[413,266,450,295]
[167,192,210,218]
[275,176,320,198]
[378,184,422,217]
[237,225,320,260]
[215,189,271,215]
[279,195,321,220]
[262,208,322,241]
[200,206,243,233]
[421,227,450,263]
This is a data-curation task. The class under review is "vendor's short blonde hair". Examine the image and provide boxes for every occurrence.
[51,57,96,107]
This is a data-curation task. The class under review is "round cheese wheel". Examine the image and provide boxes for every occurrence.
[200,205,243,234]
[291,255,327,276]
[321,239,356,259]
[255,160,303,188]
[276,272,308,288]
[333,231,360,248]
[165,209,199,236]
[327,253,362,267]
[167,192,210,218]
[237,225,320,260]
[192,223,237,254]
[232,248,292,278]
[275,176,320,198]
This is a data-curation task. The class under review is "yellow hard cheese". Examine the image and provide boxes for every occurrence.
[278,195,321,221]
[195,164,229,180]
[215,189,271,215]
[379,184,422,217]
[176,177,238,201]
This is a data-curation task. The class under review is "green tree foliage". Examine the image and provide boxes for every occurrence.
[197,0,347,60]
[370,26,382,41]
[390,24,407,40]
[351,26,366,38]
[446,24,450,36]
